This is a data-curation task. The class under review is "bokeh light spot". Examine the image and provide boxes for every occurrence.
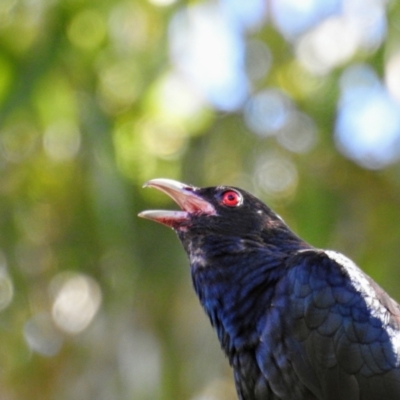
[169,2,248,111]
[97,61,142,114]
[0,271,13,311]
[255,154,298,198]
[245,39,271,83]
[336,64,400,169]
[24,313,63,357]
[67,9,106,50]
[271,0,339,39]
[295,0,386,75]
[43,120,81,162]
[51,273,102,334]
[0,252,13,312]
[148,0,177,7]
[219,0,267,31]
[277,111,317,153]
[140,117,188,159]
[385,51,400,104]
[108,3,150,53]
[244,89,292,136]
[118,330,162,398]
[151,72,207,125]
[296,16,358,75]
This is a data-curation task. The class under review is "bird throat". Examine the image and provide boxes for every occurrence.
[182,233,284,357]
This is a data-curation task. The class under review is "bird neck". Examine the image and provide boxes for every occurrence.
[261,223,310,252]
[185,234,290,359]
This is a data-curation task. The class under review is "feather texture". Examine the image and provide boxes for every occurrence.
[139,179,400,400]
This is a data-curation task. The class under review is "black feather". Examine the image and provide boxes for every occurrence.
[140,179,400,400]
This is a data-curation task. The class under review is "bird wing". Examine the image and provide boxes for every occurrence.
[281,249,400,400]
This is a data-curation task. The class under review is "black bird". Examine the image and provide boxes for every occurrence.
[139,178,400,400]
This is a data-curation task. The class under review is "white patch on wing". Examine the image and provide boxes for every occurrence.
[325,251,377,299]
[388,326,400,366]
[325,250,400,365]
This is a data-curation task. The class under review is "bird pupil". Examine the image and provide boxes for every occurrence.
[222,191,240,207]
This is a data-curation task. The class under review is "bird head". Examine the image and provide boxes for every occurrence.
[138,178,298,245]
[139,178,308,351]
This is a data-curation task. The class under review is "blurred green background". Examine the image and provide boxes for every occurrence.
[1,0,400,399]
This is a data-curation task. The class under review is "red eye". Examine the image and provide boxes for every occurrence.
[221,190,242,207]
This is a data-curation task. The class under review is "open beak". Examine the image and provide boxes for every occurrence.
[138,178,216,229]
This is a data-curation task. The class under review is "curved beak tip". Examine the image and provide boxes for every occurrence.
[138,178,216,227]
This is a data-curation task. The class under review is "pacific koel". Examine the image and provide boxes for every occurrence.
[139,178,400,400]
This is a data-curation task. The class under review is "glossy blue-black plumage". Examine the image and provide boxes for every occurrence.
[144,182,400,400]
